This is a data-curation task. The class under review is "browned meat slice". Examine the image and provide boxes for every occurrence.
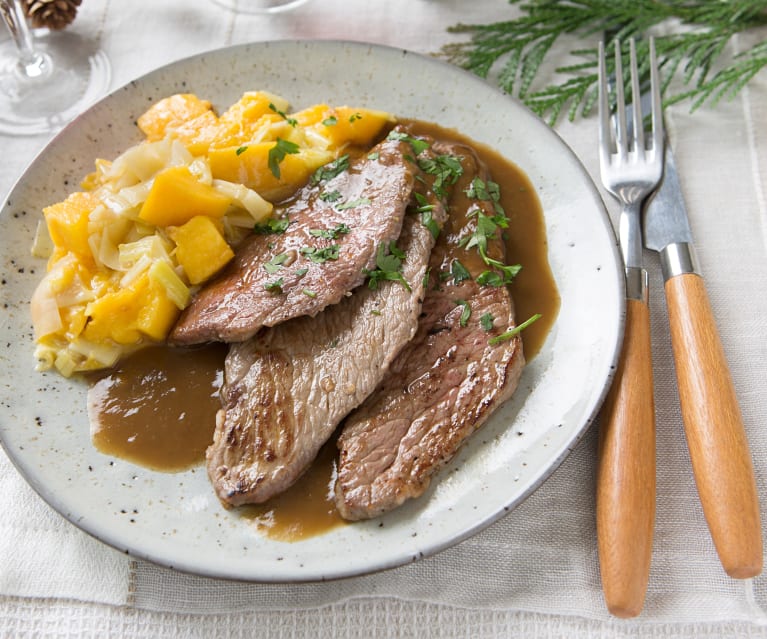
[207,206,445,507]
[334,141,525,521]
[169,133,415,345]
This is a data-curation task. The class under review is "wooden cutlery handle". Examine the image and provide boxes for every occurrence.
[597,297,656,618]
[665,273,763,579]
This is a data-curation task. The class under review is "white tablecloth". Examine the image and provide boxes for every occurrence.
[2,1,767,636]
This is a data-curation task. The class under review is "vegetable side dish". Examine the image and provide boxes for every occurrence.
[30,91,393,376]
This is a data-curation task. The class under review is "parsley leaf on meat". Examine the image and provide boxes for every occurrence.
[455,300,472,327]
[264,252,291,274]
[489,314,542,345]
[311,155,350,185]
[480,312,495,331]
[364,241,411,292]
[417,154,463,198]
[336,197,371,211]
[387,130,431,156]
[264,277,284,294]
[309,223,351,240]
[254,218,290,234]
[461,177,521,285]
[300,245,340,263]
[450,259,472,283]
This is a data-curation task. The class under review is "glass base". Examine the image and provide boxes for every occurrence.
[208,0,310,14]
[0,29,110,136]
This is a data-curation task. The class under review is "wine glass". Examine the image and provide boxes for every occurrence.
[207,0,310,14]
[0,0,111,136]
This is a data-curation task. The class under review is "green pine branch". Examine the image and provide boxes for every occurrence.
[440,0,767,125]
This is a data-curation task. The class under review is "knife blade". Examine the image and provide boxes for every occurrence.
[643,141,763,579]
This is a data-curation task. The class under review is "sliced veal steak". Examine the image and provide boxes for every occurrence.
[207,205,445,507]
[334,140,526,521]
[169,133,415,345]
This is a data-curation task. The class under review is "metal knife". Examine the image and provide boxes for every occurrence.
[644,143,763,579]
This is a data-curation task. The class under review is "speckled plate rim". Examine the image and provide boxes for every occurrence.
[0,39,624,582]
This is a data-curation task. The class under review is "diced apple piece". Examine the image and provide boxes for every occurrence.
[43,192,100,258]
[208,142,332,202]
[139,165,232,227]
[171,215,234,285]
[138,94,214,142]
[83,272,180,345]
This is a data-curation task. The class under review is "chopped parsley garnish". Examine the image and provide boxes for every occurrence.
[364,241,411,292]
[300,244,340,263]
[460,179,522,285]
[418,154,464,198]
[319,189,342,203]
[311,154,350,185]
[322,116,338,126]
[254,217,290,234]
[387,130,431,156]
[420,211,440,240]
[476,267,522,287]
[349,113,363,122]
[268,102,298,127]
[414,192,440,239]
[236,146,248,156]
[450,259,472,283]
[309,223,351,240]
[264,252,291,274]
[302,288,317,298]
[465,177,504,215]
[336,197,371,211]
[456,300,472,327]
[489,314,542,345]
[422,267,432,289]
[264,277,284,294]
[295,267,309,278]
[268,138,300,179]
[480,312,495,331]
[367,151,380,161]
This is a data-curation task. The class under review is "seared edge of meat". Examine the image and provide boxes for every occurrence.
[206,208,445,507]
[334,137,526,520]
[334,282,524,520]
[170,133,416,345]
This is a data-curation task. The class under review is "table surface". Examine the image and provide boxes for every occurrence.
[2,1,767,637]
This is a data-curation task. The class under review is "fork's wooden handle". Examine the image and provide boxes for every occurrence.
[665,273,763,579]
[597,297,656,618]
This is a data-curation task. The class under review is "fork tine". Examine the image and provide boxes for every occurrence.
[649,37,664,156]
[613,40,628,161]
[597,40,610,166]
[629,39,645,157]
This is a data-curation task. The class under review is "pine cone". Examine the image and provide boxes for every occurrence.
[23,0,82,31]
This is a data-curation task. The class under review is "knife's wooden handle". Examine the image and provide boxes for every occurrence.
[597,298,656,618]
[665,272,763,579]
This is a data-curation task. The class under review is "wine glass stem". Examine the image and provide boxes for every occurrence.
[0,0,50,80]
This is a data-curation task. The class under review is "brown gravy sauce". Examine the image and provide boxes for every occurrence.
[86,119,560,541]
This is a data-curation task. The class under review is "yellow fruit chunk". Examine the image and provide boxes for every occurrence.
[139,165,232,227]
[291,103,331,128]
[43,192,100,258]
[165,109,223,156]
[220,91,288,127]
[83,272,179,345]
[208,142,332,201]
[138,273,183,340]
[138,94,214,142]
[171,215,234,285]
[296,105,394,150]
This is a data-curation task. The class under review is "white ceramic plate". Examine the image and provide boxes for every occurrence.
[0,40,623,581]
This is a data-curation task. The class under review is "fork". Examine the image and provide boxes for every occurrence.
[595,37,664,618]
